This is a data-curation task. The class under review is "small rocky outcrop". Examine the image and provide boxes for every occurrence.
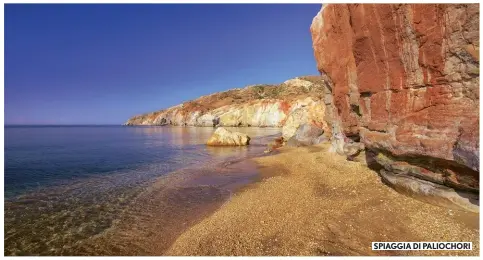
[206,127,251,146]
[286,124,325,147]
[281,98,327,140]
[264,136,285,153]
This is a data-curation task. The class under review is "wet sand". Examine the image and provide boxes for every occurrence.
[166,144,479,256]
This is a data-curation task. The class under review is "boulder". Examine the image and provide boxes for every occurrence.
[286,124,325,147]
[282,108,308,140]
[282,101,326,140]
[206,127,250,146]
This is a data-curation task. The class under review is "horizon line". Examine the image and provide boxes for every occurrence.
[4,124,124,126]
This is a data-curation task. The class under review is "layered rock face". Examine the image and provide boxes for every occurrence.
[311,4,479,210]
[125,77,330,140]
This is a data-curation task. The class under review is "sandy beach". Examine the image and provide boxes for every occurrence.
[166,144,479,256]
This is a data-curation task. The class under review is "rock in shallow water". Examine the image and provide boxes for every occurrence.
[206,127,251,146]
[264,136,285,153]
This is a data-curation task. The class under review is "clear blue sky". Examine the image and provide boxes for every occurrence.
[5,4,321,125]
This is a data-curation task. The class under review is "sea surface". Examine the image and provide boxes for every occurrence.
[4,125,281,255]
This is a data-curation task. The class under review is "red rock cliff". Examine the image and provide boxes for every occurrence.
[310,4,479,209]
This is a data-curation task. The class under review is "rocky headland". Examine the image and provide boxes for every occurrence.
[125,76,329,141]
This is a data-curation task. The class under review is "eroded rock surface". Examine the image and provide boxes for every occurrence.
[310,3,479,210]
[281,98,326,140]
[286,124,325,147]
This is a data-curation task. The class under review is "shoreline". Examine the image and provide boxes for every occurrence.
[165,144,479,256]
[63,136,278,255]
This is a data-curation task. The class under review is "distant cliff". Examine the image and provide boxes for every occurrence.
[125,76,330,139]
[311,3,479,211]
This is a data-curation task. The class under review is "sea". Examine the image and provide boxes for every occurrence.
[4,125,281,255]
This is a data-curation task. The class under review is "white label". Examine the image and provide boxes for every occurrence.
[372,242,473,251]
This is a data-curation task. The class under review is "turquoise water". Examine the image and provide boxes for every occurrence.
[4,125,280,255]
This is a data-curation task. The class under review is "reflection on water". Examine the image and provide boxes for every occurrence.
[129,126,280,146]
[205,145,250,157]
[4,126,281,256]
